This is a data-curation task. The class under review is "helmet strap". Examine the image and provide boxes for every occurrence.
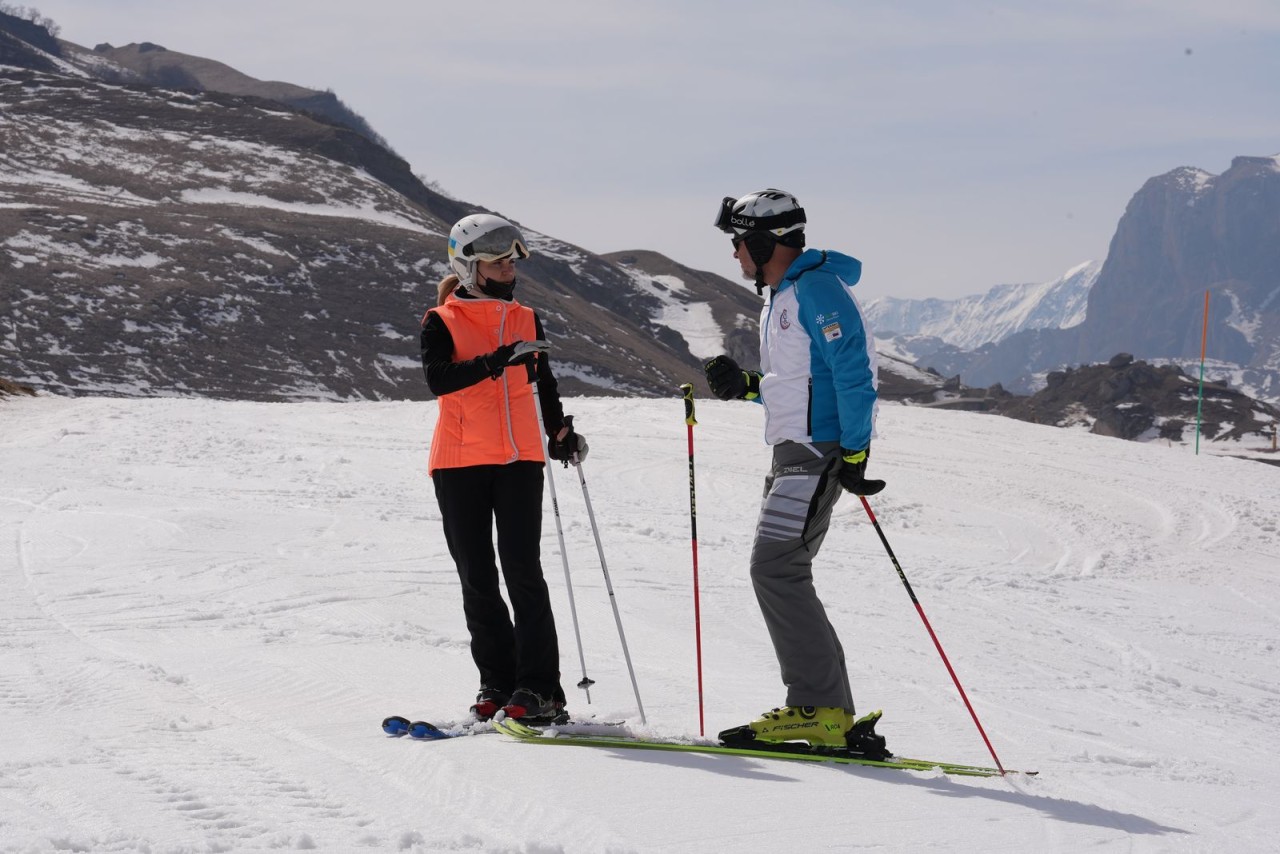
[744,232,777,295]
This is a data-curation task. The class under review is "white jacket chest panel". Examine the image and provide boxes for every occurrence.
[762,290,812,377]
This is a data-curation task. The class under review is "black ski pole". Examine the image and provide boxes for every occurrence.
[680,383,705,735]
[856,495,1007,775]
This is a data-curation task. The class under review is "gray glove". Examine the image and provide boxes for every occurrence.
[484,339,550,378]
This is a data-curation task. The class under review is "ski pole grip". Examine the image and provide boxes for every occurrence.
[680,383,697,426]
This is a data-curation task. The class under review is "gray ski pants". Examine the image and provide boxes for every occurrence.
[748,440,853,710]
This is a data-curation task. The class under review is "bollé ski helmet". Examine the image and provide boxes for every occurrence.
[448,214,530,288]
[714,189,806,292]
[714,189,806,246]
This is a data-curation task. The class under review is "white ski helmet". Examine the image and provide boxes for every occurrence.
[714,189,806,246]
[448,214,530,287]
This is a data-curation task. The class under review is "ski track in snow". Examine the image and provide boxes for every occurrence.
[1,396,1278,852]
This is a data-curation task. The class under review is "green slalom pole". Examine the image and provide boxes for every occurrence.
[1195,289,1210,455]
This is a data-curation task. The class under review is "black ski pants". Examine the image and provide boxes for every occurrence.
[432,461,564,702]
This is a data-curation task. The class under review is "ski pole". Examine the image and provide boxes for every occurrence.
[681,383,705,736]
[569,432,647,725]
[856,495,1007,775]
[530,380,594,703]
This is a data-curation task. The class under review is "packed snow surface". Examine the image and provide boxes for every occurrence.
[2,396,1278,852]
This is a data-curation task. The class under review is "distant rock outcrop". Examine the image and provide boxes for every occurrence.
[993,353,1280,446]
[0,377,36,398]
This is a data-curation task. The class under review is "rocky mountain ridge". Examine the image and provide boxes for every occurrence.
[84,41,394,151]
[0,11,760,401]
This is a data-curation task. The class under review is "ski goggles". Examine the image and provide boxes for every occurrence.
[455,225,530,262]
[714,196,738,233]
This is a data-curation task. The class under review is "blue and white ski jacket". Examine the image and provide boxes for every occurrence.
[756,248,879,450]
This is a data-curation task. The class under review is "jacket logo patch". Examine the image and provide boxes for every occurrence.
[779,309,791,330]
[822,321,842,342]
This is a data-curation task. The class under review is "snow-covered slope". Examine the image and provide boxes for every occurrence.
[866,261,1100,350]
[3,396,1278,852]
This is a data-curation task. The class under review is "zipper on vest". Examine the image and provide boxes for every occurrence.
[496,303,519,463]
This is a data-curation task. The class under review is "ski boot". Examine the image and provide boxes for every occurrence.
[718,705,854,748]
[501,688,568,724]
[470,687,510,721]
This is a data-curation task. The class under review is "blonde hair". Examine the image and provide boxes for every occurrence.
[437,274,460,306]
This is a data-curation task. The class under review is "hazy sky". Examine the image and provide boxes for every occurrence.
[25,0,1280,301]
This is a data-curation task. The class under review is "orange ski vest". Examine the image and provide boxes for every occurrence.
[425,294,546,474]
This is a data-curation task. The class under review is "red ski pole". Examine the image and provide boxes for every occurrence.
[681,383,705,736]
[857,496,1007,775]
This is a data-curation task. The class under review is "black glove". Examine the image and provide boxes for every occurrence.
[483,339,550,379]
[704,355,761,401]
[548,415,589,465]
[838,448,886,496]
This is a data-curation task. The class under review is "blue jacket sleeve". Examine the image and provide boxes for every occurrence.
[796,273,876,451]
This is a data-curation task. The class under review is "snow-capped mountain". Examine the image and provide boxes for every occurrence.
[864,261,1099,350]
[939,156,1280,401]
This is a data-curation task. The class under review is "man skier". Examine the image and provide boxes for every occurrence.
[705,189,890,759]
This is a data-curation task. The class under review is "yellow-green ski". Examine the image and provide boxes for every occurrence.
[492,717,1034,778]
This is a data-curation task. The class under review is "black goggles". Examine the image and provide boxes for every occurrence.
[714,196,738,233]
